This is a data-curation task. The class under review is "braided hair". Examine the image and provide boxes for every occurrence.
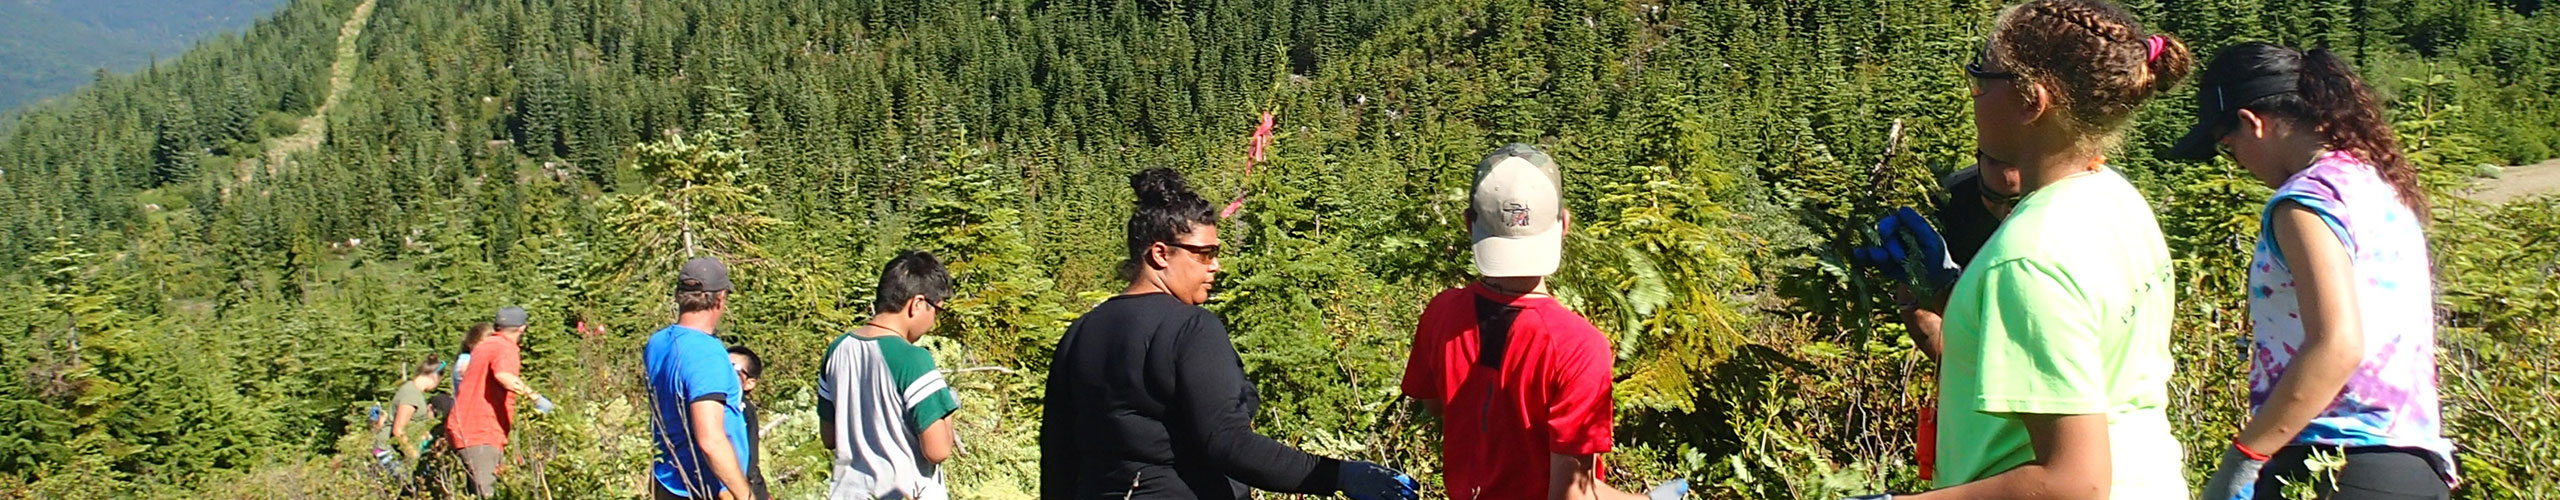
[1990,0,2194,147]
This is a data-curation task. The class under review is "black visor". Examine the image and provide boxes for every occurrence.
[2165,75,2300,161]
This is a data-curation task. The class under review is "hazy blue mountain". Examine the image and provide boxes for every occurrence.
[0,0,286,113]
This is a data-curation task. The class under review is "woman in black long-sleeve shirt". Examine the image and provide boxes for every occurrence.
[1039,168,1415,500]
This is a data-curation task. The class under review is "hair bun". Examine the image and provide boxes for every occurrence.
[2143,33,2194,95]
[1129,167,1200,208]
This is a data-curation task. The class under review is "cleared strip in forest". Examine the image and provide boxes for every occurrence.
[238,0,377,184]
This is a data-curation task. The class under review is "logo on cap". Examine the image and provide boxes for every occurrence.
[1503,203,1532,227]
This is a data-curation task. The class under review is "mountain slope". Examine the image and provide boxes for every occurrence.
[1,0,2558,498]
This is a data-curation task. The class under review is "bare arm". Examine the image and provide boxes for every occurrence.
[1547,454,1648,500]
[688,399,756,500]
[1900,413,2110,500]
[391,405,417,441]
[1899,287,1952,362]
[493,372,537,398]
[2234,205,2365,453]
[821,413,838,451]
[919,417,957,464]
[391,404,419,457]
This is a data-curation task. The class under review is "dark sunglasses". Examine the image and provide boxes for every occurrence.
[1966,45,2018,80]
[1164,242,1221,263]
[1964,49,2017,98]
[1966,59,2018,81]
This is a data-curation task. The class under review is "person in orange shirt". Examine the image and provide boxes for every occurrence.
[447,306,555,497]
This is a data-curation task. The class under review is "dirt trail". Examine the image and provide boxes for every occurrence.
[236,0,376,185]
[2468,158,2560,205]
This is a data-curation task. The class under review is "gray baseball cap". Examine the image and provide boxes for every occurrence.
[1470,144,1566,278]
[494,306,529,328]
[678,257,732,292]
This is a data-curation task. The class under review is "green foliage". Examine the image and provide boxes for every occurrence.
[2,0,2559,498]
[606,85,785,276]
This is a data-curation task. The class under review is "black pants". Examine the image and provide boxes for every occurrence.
[2252,446,2450,500]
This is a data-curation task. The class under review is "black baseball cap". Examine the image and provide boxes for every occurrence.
[2165,73,2299,161]
[678,257,732,292]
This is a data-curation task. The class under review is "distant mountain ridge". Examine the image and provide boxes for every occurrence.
[0,0,285,113]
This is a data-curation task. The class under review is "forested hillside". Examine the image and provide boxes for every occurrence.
[1,0,2556,498]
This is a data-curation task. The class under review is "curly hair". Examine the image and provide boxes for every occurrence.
[2199,42,2431,223]
[1990,0,2193,147]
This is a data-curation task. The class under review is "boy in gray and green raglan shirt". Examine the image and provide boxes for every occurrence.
[819,250,961,500]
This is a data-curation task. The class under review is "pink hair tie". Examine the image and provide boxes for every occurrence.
[2145,35,2167,63]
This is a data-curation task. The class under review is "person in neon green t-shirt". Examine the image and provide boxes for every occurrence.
[1854,1,2195,499]
[1929,161,2187,497]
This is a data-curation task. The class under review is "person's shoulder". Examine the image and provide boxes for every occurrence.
[2301,151,2378,180]
[2040,168,2147,209]
[676,329,726,350]
[1961,255,2089,301]
[1941,164,1984,193]
[1101,293,1207,320]
[1427,285,1475,305]
[2276,152,2375,202]
[1520,300,1610,350]
[1995,176,2141,254]
[1159,296,1224,330]
[877,336,942,369]
[641,326,678,351]
[1415,286,1476,327]
[820,330,861,361]
[474,334,521,356]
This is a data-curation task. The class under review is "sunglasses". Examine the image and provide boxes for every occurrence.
[1164,241,1221,264]
[1965,60,2018,81]
[1965,48,2019,97]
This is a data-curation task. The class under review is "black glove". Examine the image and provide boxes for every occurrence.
[1337,461,1417,500]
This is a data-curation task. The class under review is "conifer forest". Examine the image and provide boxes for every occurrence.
[2,0,2558,498]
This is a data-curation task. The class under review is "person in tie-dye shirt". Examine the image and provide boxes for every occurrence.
[2167,42,2457,500]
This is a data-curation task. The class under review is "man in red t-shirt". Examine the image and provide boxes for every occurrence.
[1400,145,1685,500]
[448,306,554,497]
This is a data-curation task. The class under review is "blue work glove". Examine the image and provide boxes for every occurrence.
[1337,461,1418,500]
[531,394,556,414]
[1647,479,1689,500]
[1851,210,1919,283]
[1853,207,1961,291]
[2196,446,2264,500]
[1882,207,1959,291]
[1850,245,1907,284]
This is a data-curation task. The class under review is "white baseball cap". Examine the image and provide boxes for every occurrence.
[1470,144,1566,278]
